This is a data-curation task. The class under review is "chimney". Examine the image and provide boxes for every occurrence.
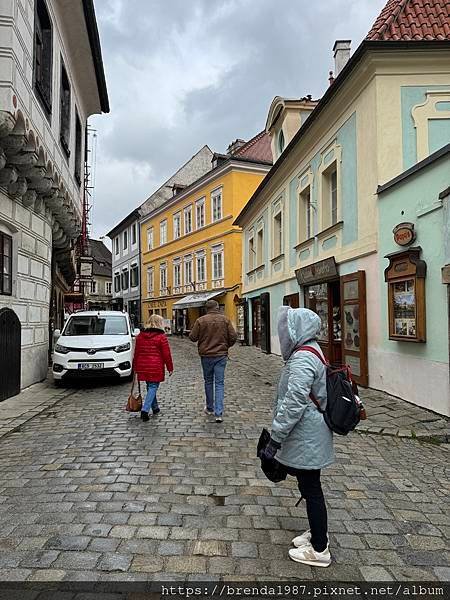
[227,139,246,156]
[333,40,351,76]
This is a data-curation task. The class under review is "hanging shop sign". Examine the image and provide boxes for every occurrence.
[393,222,416,247]
[79,256,93,280]
[296,257,338,286]
[384,247,426,343]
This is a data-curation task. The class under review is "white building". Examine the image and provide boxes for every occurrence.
[0,0,109,399]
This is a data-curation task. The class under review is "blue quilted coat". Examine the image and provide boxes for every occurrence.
[271,307,334,470]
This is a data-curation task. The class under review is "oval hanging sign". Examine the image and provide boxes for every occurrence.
[393,222,416,247]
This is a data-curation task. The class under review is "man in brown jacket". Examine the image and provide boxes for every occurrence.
[189,299,237,422]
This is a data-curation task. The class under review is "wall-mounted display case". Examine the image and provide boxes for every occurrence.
[384,247,426,343]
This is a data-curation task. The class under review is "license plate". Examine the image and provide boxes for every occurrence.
[78,363,104,370]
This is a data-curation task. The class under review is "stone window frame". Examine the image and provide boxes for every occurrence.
[247,228,255,273]
[147,227,154,251]
[106,281,112,295]
[184,205,193,235]
[159,220,167,246]
[318,142,342,232]
[271,196,284,259]
[59,58,71,159]
[195,197,206,229]
[131,222,137,249]
[33,0,53,118]
[0,226,14,297]
[173,212,182,240]
[195,249,206,283]
[147,266,154,295]
[184,253,194,288]
[173,257,182,288]
[130,262,139,289]
[121,266,129,291]
[298,168,314,244]
[211,187,223,223]
[211,243,224,281]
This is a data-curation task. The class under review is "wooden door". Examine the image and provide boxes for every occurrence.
[0,307,21,402]
[340,271,368,387]
[260,292,271,354]
[251,298,261,347]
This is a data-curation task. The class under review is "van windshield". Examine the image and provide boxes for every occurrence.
[64,316,128,336]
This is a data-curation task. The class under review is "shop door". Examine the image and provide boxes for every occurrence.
[260,292,271,354]
[251,298,261,347]
[340,271,368,387]
[305,282,341,364]
[283,293,300,308]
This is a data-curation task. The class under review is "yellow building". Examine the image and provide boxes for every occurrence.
[140,133,272,335]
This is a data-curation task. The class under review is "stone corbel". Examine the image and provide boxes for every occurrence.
[34,195,45,213]
[0,148,6,170]
[8,176,27,198]
[29,176,53,195]
[0,166,18,186]
[22,189,37,208]
[0,111,16,139]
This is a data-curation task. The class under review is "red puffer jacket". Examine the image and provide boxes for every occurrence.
[132,328,174,382]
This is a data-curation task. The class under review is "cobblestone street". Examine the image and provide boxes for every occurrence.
[0,339,449,583]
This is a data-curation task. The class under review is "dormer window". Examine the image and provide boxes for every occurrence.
[33,0,53,116]
[278,130,285,155]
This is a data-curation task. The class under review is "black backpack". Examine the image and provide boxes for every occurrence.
[296,345,364,435]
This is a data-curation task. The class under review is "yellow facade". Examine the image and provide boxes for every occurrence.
[140,163,269,330]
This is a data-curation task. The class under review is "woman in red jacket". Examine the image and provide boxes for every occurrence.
[133,314,174,422]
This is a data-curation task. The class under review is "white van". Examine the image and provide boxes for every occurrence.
[52,311,139,384]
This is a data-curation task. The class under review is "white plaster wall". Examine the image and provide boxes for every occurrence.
[0,190,51,388]
[369,349,450,417]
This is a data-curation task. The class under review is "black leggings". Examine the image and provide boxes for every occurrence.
[285,467,328,553]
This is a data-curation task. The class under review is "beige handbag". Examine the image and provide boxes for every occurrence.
[125,376,142,412]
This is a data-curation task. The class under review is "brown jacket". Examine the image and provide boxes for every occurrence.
[189,309,238,357]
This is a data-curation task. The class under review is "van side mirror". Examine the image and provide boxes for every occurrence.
[133,328,140,336]
[54,329,61,342]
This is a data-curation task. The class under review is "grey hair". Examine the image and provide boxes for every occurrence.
[205,299,219,311]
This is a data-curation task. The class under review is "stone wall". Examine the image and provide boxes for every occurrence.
[0,190,52,388]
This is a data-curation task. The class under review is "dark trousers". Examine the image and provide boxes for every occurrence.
[286,467,328,553]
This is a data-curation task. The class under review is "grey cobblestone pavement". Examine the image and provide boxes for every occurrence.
[0,338,449,583]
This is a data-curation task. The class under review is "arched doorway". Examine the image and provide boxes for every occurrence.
[0,307,21,401]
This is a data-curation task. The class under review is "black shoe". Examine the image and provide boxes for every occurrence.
[153,407,161,415]
[141,411,149,422]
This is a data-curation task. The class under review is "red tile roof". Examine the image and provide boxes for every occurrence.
[367,0,450,41]
[233,131,273,164]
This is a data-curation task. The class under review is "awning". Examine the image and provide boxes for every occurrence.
[172,291,224,310]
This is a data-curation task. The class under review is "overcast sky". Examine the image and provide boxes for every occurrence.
[89,0,387,241]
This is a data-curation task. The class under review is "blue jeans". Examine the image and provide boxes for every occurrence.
[142,382,160,413]
[201,356,227,417]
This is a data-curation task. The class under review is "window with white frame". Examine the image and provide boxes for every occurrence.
[184,255,193,287]
[147,266,154,294]
[123,229,128,252]
[160,220,167,245]
[273,210,283,257]
[114,272,120,293]
[322,163,338,229]
[212,245,224,280]
[106,281,112,295]
[160,263,167,292]
[196,251,206,282]
[256,227,264,266]
[91,280,97,294]
[299,185,312,242]
[121,268,129,290]
[173,212,181,239]
[115,237,119,255]
[131,223,137,246]
[147,227,154,250]
[184,206,193,234]
[196,198,205,229]
[173,259,182,288]
[211,189,223,222]
[130,264,139,288]
[248,235,255,271]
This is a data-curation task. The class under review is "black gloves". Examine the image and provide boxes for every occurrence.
[260,437,281,460]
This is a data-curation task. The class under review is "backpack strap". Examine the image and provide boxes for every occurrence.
[294,345,327,414]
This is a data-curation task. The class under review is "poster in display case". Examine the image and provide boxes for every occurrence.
[384,247,426,343]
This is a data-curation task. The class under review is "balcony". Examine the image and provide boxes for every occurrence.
[212,278,225,289]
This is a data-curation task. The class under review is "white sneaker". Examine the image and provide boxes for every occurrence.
[291,529,311,548]
[288,543,331,567]
[204,406,213,416]
[215,416,223,423]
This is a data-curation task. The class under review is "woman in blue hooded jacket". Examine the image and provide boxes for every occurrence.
[260,307,334,567]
